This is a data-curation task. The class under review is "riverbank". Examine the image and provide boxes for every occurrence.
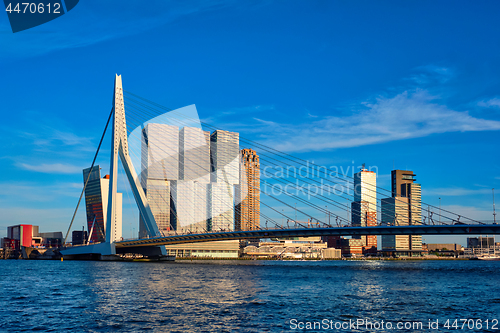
[175,256,468,261]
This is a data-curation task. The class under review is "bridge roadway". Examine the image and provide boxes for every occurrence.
[115,224,500,248]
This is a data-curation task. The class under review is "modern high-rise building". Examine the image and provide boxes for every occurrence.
[141,123,180,181]
[140,123,179,237]
[83,166,106,242]
[351,166,377,252]
[235,149,260,231]
[208,130,239,231]
[83,166,122,243]
[210,130,239,185]
[179,127,210,183]
[139,125,240,234]
[381,170,422,256]
[208,182,235,231]
[171,127,211,232]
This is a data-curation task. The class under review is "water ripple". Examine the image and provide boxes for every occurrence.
[0,260,499,332]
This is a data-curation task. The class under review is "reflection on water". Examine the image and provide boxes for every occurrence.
[0,260,499,332]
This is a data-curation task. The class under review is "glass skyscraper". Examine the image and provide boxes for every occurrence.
[140,125,241,235]
[171,127,211,232]
[140,123,179,237]
[83,166,106,243]
[83,165,122,243]
[208,130,239,231]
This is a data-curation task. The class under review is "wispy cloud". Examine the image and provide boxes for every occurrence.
[201,104,274,124]
[406,65,454,85]
[250,89,500,152]
[204,65,499,152]
[19,127,93,152]
[17,162,84,174]
[4,125,95,177]
[221,105,275,116]
[478,97,500,108]
[0,181,81,202]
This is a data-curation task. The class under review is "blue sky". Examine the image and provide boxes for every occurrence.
[0,1,499,245]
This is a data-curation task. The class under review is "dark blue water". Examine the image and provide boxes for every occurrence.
[0,260,499,332]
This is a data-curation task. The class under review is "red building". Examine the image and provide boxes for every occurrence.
[2,224,33,250]
[1,224,62,250]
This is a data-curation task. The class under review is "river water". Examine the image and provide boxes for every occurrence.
[0,260,499,332]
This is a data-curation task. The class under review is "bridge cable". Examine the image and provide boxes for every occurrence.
[123,92,481,225]
[64,107,114,245]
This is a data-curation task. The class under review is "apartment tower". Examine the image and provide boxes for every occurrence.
[235,148,260,231]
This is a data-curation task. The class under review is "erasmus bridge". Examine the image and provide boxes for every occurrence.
[61,75,500,259]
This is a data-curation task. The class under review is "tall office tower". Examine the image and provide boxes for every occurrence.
[208,182,235,231]
[193,182,209,231]
[210,130,239,184]
[140,123,179,237]
[235,149,260,231]
[83,166,107,242]
[171,127,211,232]
[381,170,422,254]
[171,180,194,230]
[83,166,122,243]
[351,166,377,250]
[179,127,211,182]
[208,130,239,231]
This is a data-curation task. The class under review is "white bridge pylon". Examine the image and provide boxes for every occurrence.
[62,75,164,257]
[107,74,161,245]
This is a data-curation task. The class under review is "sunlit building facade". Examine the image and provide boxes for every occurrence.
[139,125,241,235]
[208,130,239,231]
[351,167,377,252]
[235,148,260,231]
[172,127,211,232]
[140,123,179,237]
[381,170,422,256]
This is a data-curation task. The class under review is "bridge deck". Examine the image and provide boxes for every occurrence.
[115,225,500,248]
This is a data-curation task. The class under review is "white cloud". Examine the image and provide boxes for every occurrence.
[407,65,454,85]
[222,105,275,116]
[201,105,274,124]
[19,127,93,151]
[18,162,83,174]
[0,181,81,201]
[251,89,500,152]
[478,97,500,108]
